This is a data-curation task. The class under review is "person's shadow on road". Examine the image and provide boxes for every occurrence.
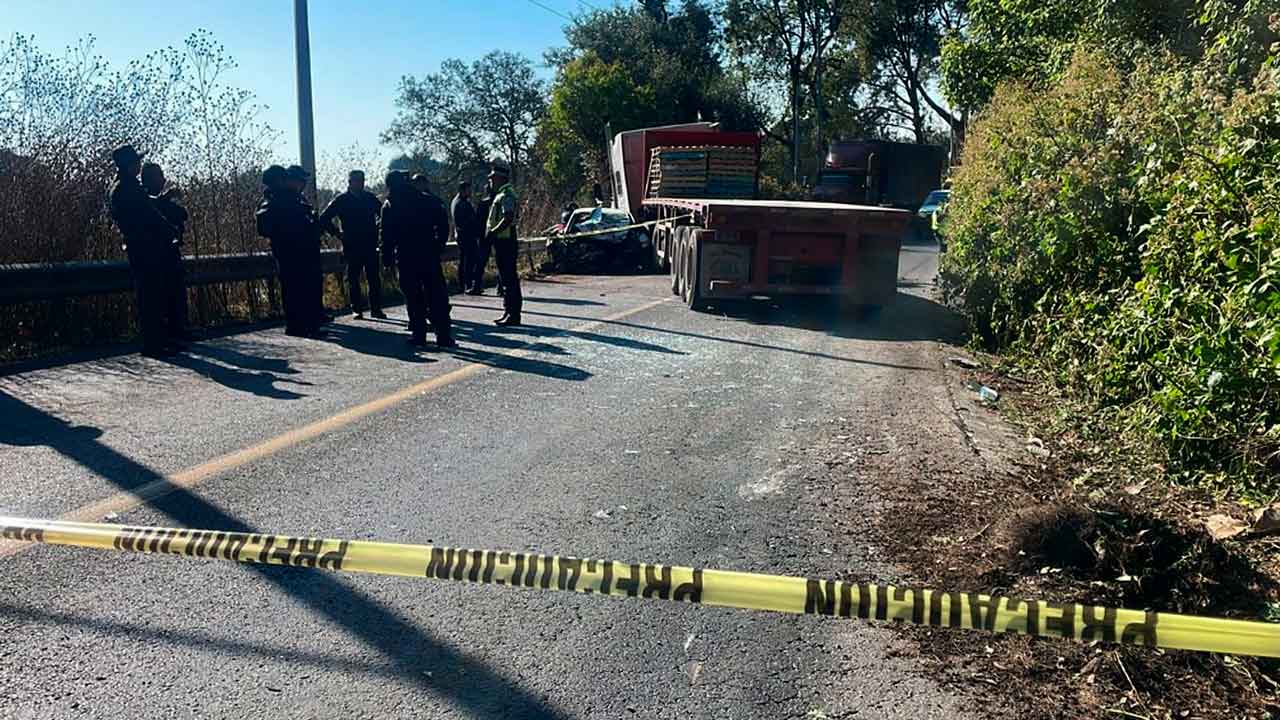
[159,351,312,400]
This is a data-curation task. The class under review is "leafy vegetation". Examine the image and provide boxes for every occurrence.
[939,0,1280,498]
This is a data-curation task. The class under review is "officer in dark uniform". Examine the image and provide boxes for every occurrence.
[450,181,480,293]
[256,165,324,337]
[320,169,385,320]
[380,170,456,349]
[141,162,190,343]
[108,144,180,358]
[470,188,502,296]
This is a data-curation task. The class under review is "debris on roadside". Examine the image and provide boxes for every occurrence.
[1252,505,1280,535]
[946,355,981,370]
[963,380,1000,404]
[1205,513,1250,540]
[1025,436,1051,458]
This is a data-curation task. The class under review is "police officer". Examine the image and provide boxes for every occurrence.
[485,159,522,326]
[108,144,180,358]
[470,186,498,296]
[451,181,480,293]
[141,162,191,343]
[320,170,385,320]
[380,170,457,349]
[256,164,324,337]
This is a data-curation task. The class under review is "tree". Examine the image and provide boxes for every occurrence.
[853,0,963,143]
[939,0,1086,112]
[541,53,656,190]
[724,0,851,178]
[724,0,811,179]
[383,51,546,183]
[540,0,756,192]
[551,0,743,124]
[939,0,1202,112]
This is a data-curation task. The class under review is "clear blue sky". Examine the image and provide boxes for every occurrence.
[7,0,595,165]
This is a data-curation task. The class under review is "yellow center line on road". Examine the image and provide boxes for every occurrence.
[0,297,670,559]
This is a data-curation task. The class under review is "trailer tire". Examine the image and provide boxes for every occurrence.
[653,226,670,273]
[682,234,709,312]
[670,227,685,296]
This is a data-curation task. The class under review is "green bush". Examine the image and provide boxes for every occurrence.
[939,49,1151,347]
[939,29,1280,497]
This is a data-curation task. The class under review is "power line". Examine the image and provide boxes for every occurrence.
[523,0,573,21]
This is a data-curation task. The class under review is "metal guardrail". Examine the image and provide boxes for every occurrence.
[0,239,546,305]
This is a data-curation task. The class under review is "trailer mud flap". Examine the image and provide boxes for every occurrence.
[703,243,752,291]
[855,234,901,304]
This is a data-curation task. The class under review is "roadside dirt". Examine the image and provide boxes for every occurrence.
[833,336,1280,719]
[849,343,1280,717]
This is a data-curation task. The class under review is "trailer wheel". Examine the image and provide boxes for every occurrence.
[670,227,685,296]
[653,226,670,273]
[682,236,709,311]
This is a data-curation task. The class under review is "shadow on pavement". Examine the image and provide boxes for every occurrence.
[520,296,606,307]
[319,323,434,364]
[0,600,474,687]
[0,318,293,378]
[158,352,312,400]
[453,319,684,357]
[0,392,569,719]
[462,292,951,371]
[447,342,591,382]
[316,316,589,379]
[706,291,966,344]
[183,341,300,375]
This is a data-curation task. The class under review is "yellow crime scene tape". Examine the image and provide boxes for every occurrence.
[3,517,1277,658]
[523,213,695,244]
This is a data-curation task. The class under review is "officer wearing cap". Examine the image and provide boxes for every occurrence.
[485,159,521,326]
[108,143,181,358]
[256,164,324,337]
[320,169,385,320]
[380,170,457,349]
[141,161,191,343]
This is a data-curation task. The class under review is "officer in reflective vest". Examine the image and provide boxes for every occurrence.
[485,159,522,326]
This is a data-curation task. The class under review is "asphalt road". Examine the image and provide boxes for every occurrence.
[0,243,975,719]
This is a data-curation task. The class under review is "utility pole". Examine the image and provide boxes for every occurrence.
[294,0,317,200]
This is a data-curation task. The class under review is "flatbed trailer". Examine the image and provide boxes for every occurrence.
[646,197,912,311]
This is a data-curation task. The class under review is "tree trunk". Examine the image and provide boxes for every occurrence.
[791,62,801,184]
[812,55,825,176]
[906,81,925,144]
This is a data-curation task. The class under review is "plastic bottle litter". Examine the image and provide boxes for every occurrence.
[978,386,1000,403]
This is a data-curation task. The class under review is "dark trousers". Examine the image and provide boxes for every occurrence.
[129,255,171,352]
[274,245,322,335]
[474,234,504,294]
[400,259,453,341]
[493,235,522,316]
[344,247,382,313]
[457,235,479,291]
[166,248,188,339]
